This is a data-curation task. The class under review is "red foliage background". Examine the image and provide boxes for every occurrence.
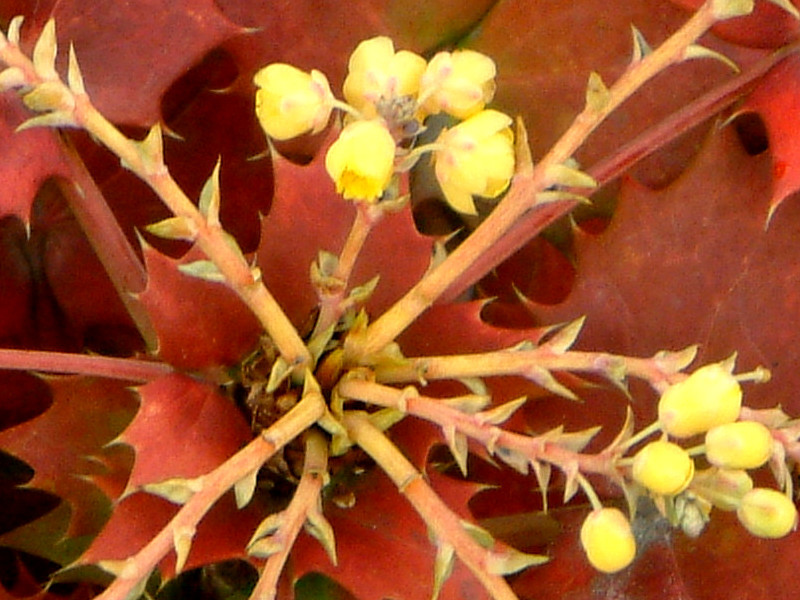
[2,1,800,599]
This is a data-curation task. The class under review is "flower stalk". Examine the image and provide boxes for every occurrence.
[350,0,726,358]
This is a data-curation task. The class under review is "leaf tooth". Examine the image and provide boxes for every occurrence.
[710,0,754,20]
[305,507,337,565]
[234,468,259,509]
[67,43,85,95]
[531,460,552,512]
[486,546,549,575]
[630,25,653,63]
[766,0,800,18]
[32,18,58,80]
[145,216,197,242]
[524,365,578,401]
[585,71,610,113]
[16,110,76,131]
[683,44,739,72]
[477,396,527,426]
[7,16,25,46]
[443,423,468,476]
[173,525,196,574]
[432,542,455,600]
[199,158,222,226]
[545,316,586,354]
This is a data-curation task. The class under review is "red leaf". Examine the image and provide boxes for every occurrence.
[0,376,137,541]
[137,245,262,370]
[742,55,800,221]
[119,373,251,491]
[257,129,434,327]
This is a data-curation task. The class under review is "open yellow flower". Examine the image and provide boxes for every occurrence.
[419,49,496,119]
[325,120,396,202]
[433,109,515,215]
[254,64,334,140]
[343,36,426,118]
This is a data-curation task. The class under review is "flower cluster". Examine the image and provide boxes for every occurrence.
[253,37,515,213]
[580,363,798,573]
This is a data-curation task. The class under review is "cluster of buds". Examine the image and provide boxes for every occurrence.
[580,363,798,573]
[253,37,515,214]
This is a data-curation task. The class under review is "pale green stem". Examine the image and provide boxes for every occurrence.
[342,411,521,600]
[575,473,604,512]
[331,99,364,121]
[349,1,720,359]
[91,392,326,600]
[312,202,381,338]
[616,421,663,454]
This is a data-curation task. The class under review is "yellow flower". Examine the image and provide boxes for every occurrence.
[325,120,396,202]
[737,488,798,538]
[343,36,426,118]
[632,440,695,496]
[419,49,496,119]
[705,421,774,470]
[580,508,637,573]
[433,109,515,215]
[658,364,742,438]
[254,64,334,140]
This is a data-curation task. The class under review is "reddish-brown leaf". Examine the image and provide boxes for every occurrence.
[741,55,800,221]
[0,376,137,558]
[257,129,434,328]
[137,245,262,370]
[119,373,251,492]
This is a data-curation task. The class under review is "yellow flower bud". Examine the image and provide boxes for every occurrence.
[658,364,742,438]
[433,109,515,215]
[691,467,753,511]
[705,421,774,470]
[737,488,798,538]
[253,64,334,140]
[632,440,695,496]
[579,507,636,573]
[325,120,396,202]
[343,36,426,118]
[419,49,496,119]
